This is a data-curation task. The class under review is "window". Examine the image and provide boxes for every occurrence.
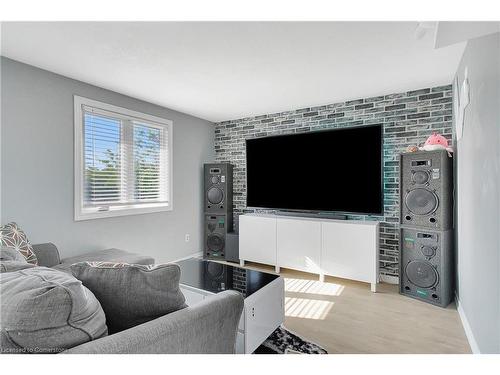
[74,96,172,220]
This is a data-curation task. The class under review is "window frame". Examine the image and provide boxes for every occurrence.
[74,95,173,221]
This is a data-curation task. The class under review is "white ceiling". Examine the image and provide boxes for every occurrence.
[1,22,465,122]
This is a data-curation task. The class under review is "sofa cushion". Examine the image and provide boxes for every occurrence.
[71,262,186,333]
[31,243,61,268]
[53,248,154,274]
[1,260,37,273]
[0,267,107,353]
[0,223,38,265]
[0,246,36,273]
[1,246,28,262]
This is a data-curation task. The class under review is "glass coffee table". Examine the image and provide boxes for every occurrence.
[176,258,284,354]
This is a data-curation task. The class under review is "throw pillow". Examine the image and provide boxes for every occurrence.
[0,222,38,265]
[71,262,187,332]
[0,267,107,353]
[1,246,28,262]
[0,246,36,273]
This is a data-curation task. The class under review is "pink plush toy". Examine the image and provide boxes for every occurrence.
[419,132,453,153]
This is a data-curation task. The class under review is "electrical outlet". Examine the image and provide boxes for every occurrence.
[185,234,190,243]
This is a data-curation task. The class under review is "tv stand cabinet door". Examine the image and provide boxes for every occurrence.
[277,218,321,274]
[321,221,379,284]
[240,215,277,266]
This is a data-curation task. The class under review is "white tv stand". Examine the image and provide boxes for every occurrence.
[239,213,380,292]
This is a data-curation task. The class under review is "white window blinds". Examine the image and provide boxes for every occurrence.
[75,96,172,220]
[84,112,123,206]
[133,122,167,202]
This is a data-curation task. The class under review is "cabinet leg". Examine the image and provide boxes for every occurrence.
[239,260,245,267]
[275,265,280,273]
[371,283,377,293]
[319,273,325,283]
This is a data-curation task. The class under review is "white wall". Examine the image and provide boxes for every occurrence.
[1,57,215,262]
[454,32,500,353]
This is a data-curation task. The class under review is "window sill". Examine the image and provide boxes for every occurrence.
[74,203,172,221]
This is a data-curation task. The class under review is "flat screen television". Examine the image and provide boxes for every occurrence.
[245,124,383,215]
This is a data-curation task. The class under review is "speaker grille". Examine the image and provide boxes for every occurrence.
[207,233,225,252]
[412,170,430,185]
[405,188,438,215]
[207,187,224,204]
[405,260,438,288]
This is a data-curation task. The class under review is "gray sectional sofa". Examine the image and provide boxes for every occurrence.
[5,244,244,354]
[32,243,155,273]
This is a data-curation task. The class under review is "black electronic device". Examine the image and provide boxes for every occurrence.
[400,150,453,230]
[400,227,454,307]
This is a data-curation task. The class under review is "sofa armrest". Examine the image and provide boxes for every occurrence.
[63,290,244,354]
[31,243,61,268]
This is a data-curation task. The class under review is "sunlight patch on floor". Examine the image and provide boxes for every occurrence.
[284,278,345,296]
[285,297,334,320]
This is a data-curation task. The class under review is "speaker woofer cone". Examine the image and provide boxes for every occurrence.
[405,188,439,215]
[207,187,224,204]
[207,233,225,252]
[405,260,438,288]
[420,246,436,258]
[412,170,430,185]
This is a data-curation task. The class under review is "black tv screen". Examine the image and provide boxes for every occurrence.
[246,125,383,215]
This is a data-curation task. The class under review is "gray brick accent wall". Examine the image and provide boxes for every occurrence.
[214,85,453,278]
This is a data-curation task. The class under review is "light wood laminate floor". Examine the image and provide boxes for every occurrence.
[220,260,471,354]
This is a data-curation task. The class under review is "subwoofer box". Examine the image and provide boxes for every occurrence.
[400,150,453,230]
[399,227,454,307]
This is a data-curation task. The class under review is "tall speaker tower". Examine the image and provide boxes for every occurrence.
[399,150,454,307]
[203,163,236,260]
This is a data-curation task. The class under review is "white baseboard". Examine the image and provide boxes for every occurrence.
[456,296,480,354]
[172,251,203,263]
[380,274,399,284]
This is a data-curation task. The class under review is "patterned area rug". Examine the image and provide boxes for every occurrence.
[254,325,328,354]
